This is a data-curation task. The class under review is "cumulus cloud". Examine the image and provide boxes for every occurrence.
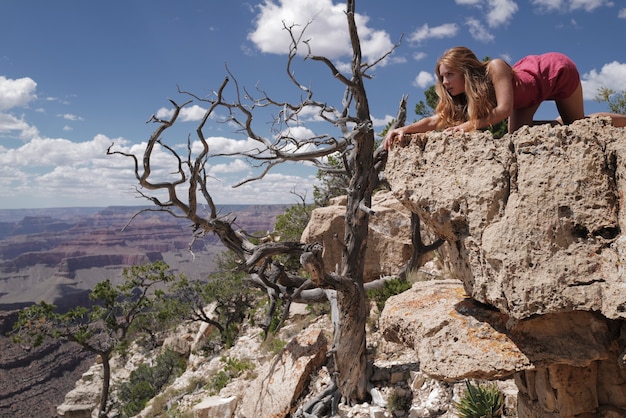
[0,75,39,141]
[209,158,250,175]
[409,23,458,43]
[0,112,39,140]
[619,8,626,18]
[486,0,519,27]
[155,104,209,122]
[0,75,37,111]
[456,0,518,29]
[0,134,119,168]
[580,61,626,100]
[247,0,394,64]
[413,71,435,89]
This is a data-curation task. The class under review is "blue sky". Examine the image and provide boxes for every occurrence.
[1,0,625,209]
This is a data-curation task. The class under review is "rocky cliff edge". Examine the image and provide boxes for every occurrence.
[381,117,626,417]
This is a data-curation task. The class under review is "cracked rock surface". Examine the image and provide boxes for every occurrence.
[386,118,626,320]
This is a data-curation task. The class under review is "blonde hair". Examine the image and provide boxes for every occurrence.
[434,46,513,130]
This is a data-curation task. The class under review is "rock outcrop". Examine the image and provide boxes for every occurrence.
[301,191,414,281]
[382,118,626,417]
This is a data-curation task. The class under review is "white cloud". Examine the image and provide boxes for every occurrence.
[370,114,394,128]
[409,23,459,43]
[59,113,84,121]
[619,8,626,18]
[155,104,209,122]
[486,0,519,27]
[455,0,518,29]
[532,0,612,12]
[209,158,250,175]
[0,128,319,207]
[568,0,612,12]
[0,75,39,140]
[191,136,262,155]
[215,171,318,205]
[0,75,37,111]
[413,52,427,62]
[0,134,119,168]
[248,0,395,64]
[0,112,39,140]
[581,61,626,100]
[279,125,316,141]
[466,18,495,42]
[413,71,435,89]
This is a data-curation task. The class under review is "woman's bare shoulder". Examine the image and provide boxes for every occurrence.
[487,58,510,71]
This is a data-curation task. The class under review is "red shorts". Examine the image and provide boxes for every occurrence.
[512,53,581,110]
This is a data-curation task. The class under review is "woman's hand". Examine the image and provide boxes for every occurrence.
[444,122,471,133]
[384,128,406,150]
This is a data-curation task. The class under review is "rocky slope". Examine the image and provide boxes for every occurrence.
[0,204,287,418]
[53,193,519,418]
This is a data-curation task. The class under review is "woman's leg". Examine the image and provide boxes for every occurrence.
[555,82,585,124]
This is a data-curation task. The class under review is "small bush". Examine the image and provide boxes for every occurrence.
[454,380,504,418]
[367,278,412,312]
[262,335,287,355]
[117,349,187,417]
[207,356,255,395]
[387,388,412,413]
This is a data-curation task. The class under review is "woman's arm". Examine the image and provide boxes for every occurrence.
[478,59,514,128]
[447,59,514,132]
[384,114,441,149]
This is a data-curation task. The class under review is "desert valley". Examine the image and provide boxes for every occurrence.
[0,204,287,417]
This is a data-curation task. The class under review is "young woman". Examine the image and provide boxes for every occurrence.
[384,46,625,149]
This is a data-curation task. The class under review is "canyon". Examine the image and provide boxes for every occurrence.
[0,204,287,418]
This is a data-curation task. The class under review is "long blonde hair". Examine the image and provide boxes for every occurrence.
[434,46,512,130]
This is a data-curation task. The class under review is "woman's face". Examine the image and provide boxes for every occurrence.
[438,63,465,97]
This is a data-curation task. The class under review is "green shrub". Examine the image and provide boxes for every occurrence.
[454,380,504,418]
[117,349,187,417]
[262,335,287,355]
[387,388,412,413]
[207,356,255,395]
[367,278,412,312]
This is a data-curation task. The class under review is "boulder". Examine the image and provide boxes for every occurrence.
[192,396,237,418]
[380,280,612,379]
[301,190,413,281]
[56,366,102,417]
[240,328,328,418]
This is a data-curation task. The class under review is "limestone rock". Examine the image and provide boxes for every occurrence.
[301,191,413,281]
[192,395,237,418]
[56,366,102,417]
[385,118,626,320]
[240,328,328,418]
[380,280,614,380]
[384,118,626,416]
[163,336,191,356]
[380,280,528,380]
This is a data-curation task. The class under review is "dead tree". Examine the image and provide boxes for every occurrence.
[107,0,426,410]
